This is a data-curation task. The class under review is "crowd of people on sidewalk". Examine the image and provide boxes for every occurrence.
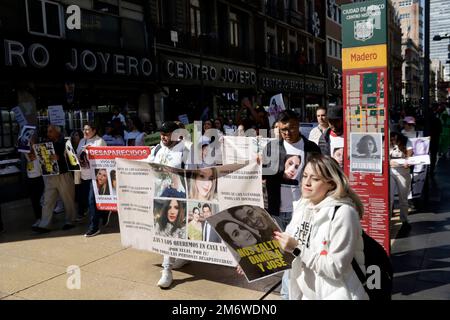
[2,97,450,300]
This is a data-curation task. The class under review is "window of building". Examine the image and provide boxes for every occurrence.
[267,33,275,54]
[190,0,201,37]
[399,13,410,20]
[309,46,315,64]
[399,0,412,7]
[230,12,239,47]
[327,37,342,60]
[327,1,341,24]
[25,0,64,38]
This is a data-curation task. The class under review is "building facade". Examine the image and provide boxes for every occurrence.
[430,0,450,81]
[391,0,423,108]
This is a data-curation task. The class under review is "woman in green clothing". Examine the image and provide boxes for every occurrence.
[188,207,203,240]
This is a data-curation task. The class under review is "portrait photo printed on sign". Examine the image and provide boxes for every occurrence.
[153,167,187,199]
[186,167,219,202]
[17,125,36,153]
[94,168,110,196]
[65,139,81,171]
[153,199,187,239]
[207,205,293,282]
[186,201,221,242]
[350,132,383,173]
[33,142,59,176]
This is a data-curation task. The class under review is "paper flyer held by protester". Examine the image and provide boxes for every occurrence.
[32,142,59,176]
[207,205,293,282]
[65,139,81,171]
[17,125,36,153]
[115,159,263,268]
[87,146,152,210]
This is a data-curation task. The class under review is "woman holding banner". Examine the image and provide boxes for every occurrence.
[273,154,368,300]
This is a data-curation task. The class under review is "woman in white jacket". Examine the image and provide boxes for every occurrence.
[274,154,368,300]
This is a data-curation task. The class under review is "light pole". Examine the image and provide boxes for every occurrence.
[423,0,430,136]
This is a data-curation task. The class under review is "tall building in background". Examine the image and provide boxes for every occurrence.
[392,0,423,107]
[430,0,450,81]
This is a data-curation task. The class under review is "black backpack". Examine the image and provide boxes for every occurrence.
[332,206,393,300]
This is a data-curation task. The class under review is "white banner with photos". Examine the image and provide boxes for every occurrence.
[116,159,264,267]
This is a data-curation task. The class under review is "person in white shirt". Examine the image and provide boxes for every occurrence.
[102,121,125,146]
[309,106,330,148]
[389,131,413,230]
[124,117,145,146]
[76,123,107,237]
[274,154,368,300]
[147,121,192,289]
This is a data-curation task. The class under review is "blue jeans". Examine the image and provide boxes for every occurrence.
[273,211,292,232]
[273,212,292,300]
[280,270,290,300]
[88,184,108,232]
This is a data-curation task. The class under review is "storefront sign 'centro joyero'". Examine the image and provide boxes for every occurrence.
[3,39,153,77]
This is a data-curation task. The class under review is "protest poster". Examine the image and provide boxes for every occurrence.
[268,94,286,127]
[116,159,264,270]
[65,139,80,171]
[12,106,27,128]
[178,114,189,125]
[17,125,36,153]
[87,146,152,211]
[408,136,430,199]
[350,133,383,173]
[222,136,276,164]
[207,205,293,282]
[48,105,65,126]
[33,142,59,176]
[330,135,345,168]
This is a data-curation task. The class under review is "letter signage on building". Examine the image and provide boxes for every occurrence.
[161,55,257,89]
[1,38,154,79]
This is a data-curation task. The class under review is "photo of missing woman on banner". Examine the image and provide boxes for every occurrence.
[95,168,110,195]
[207,205,293,282]
[187,168,218,202]
[350,133,383,173]
[153,199,187,239]
[154,170,187,199]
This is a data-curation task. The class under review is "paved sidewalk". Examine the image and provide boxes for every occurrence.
[0,201,281,300]
[1,158,449,300]
[391,156,450,300]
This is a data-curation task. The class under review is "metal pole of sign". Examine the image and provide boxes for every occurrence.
[423,0,430,136]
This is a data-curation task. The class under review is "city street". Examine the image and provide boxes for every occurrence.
[0,156,448,300]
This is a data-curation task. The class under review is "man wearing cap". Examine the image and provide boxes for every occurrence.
[327,105,345,168]
[147,121,191,288]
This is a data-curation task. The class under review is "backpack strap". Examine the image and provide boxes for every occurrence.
[332,206,368,294]
[352,257,367,287]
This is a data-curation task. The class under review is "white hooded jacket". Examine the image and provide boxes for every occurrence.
[286,196,368,300]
